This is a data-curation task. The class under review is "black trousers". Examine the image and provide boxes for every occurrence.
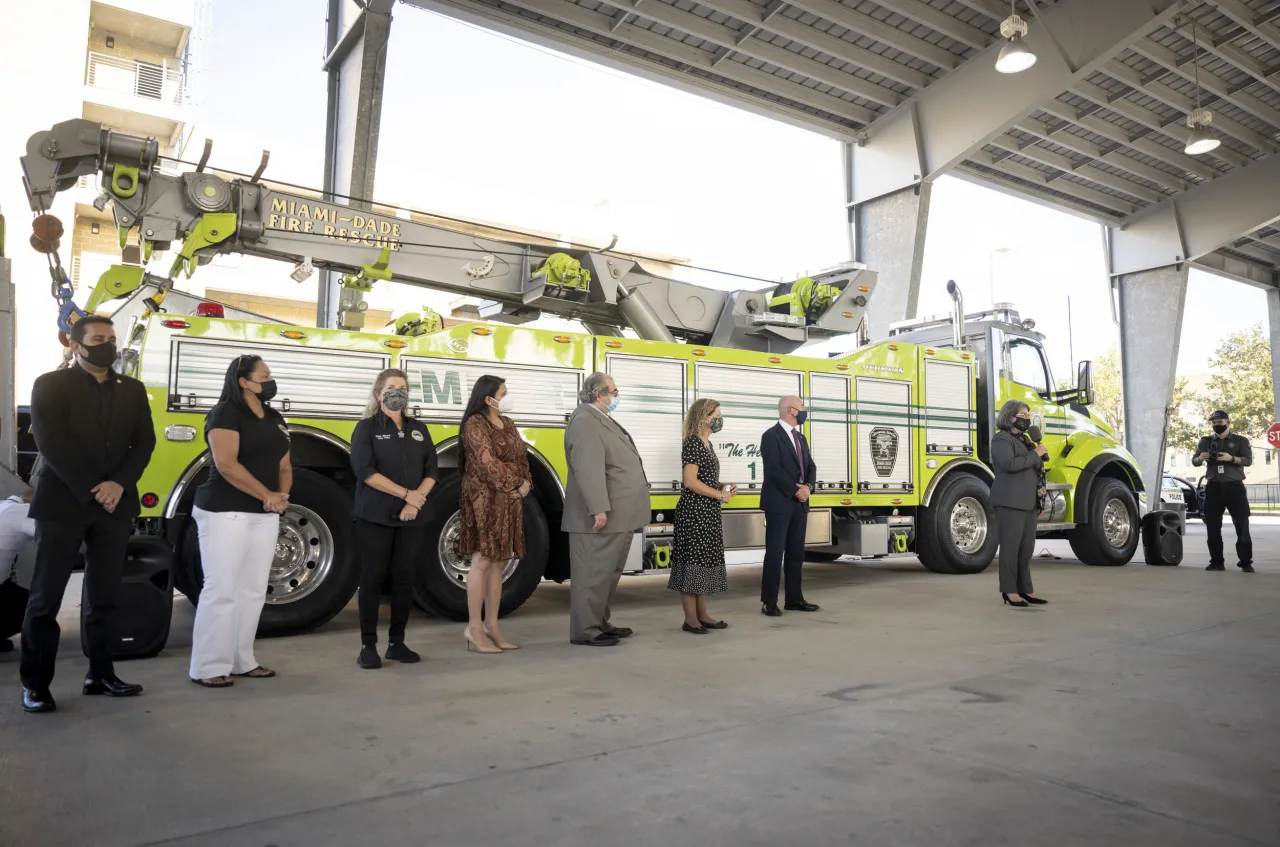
[21,511,131,690]
[996,506,1037,595]
[356,519,427,646]
[1202,481,1252,567]
[762,503,807,606]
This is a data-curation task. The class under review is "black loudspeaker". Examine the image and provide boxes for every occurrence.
[1142,510,1184,566]
[81,536,175,660]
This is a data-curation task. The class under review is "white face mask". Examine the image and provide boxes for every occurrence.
[493,393,515,414]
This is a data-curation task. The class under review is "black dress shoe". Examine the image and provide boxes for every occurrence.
[385,643,421,663]
[1023,596,1048,605]
[571,633,620,647]
[83,677,143,697]
[784,602,820,612]
[358,645,382,669]
[682,622,708,635]
[22,687,56,713]
[1206,564,1226,571]
[606,627,634,639]
[699,619,729,630]
[761,604,783,617]
[0,638,13,653]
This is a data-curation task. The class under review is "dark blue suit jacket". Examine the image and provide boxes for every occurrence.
[760,422,817,513]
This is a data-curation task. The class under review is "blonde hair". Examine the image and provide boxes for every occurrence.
[683,398,720,440]
[365,368,410,417]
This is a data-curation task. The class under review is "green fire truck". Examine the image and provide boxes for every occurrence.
[14,119,1143,636]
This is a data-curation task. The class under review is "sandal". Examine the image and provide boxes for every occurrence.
[232,666,276,678]
[191,676,234,688]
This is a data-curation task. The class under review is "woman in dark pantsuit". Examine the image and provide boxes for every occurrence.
[989,400,1049,608]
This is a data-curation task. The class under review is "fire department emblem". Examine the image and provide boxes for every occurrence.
[869,427,899,477]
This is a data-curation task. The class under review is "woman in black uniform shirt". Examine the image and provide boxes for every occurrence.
[190,355,292,688]
[350,368,439,669]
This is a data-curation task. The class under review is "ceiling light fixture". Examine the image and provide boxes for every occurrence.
[996,1,1037,74]
[1184,20,1221,156]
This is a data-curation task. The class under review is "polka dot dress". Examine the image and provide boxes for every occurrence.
[667,435,728,596]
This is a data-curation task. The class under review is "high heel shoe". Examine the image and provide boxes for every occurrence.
[1002,593,1029,608]
[1023,595,1048,605]
[483,627,520,650]
[465,630,502,654]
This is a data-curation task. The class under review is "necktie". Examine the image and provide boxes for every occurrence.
[791,428,804,483]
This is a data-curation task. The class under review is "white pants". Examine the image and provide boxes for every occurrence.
[189,507,279,679]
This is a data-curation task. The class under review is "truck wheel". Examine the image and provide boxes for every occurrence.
[414,476,548,621]
[916,473,998,575]
[176,468,359,637]
[1068,477,1139,566]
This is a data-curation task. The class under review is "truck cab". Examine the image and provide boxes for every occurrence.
[888,299,1143,566]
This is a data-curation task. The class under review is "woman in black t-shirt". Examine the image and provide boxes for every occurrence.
[189,355,292,688]
[349,368,438,669]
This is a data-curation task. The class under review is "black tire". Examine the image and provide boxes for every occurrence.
[176,468,359,637]
[1068,477,1140,566]
[413,475,549,621]
[916,473,998,575]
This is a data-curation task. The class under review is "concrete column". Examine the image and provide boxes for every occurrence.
[1118,264,1189,505]
[318,0,394,329]
[853,184,932,341]
[1268,287,1280,434]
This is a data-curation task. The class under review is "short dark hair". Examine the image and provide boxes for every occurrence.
[70,315,114,345]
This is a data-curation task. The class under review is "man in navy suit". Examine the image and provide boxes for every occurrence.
[759,395,819,616]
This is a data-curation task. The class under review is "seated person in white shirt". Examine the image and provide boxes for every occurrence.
[0,490,37,652]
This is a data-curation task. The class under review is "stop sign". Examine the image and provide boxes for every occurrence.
[1268,423,1280,448]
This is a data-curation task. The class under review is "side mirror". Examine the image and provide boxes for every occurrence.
[1077,360,1095,406]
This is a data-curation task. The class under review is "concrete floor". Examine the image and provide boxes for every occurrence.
[1,520,1278,847]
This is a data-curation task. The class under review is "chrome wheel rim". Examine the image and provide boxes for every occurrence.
[1102,498,1132,549]
[950,496,989,554]
[268,505,333,605]
[437,511,519,587]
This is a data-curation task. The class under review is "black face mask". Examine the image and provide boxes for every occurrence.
[794,410,808,426]
[1212,424,1228,435]
[709,417,724,433]
[79,341,117,369]
[1012,417,1031,432]
[252,379,278,402]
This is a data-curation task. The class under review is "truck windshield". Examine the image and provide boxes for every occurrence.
[1008,339,1049,394]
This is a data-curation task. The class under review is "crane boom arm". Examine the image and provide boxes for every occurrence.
[21,119,876,351]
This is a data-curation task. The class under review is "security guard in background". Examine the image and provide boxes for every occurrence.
[1191,410,1254,573]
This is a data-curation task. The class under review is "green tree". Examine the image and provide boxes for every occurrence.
[1091,346,1124,437]
[1086,345,1200,450]
[1204,324,1274,439]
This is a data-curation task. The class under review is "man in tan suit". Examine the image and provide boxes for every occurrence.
[563,372,649,646]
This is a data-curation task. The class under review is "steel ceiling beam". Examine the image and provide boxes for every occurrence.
[856,0,991,51]
[783,0,962,70]
[693,0,932,90]
[849,0,1181,206]
[970,151,1138,215]
[1038,100,1226,182]
[1015,115,1191,191]
[1208,0,1280,54]
[406,0,870,134]
[949,0,1008,21]
[1107,150,1280,276]
[1192,251,1279,289]
[989,134,1167,203]
[1072,80,1253,170]
[1100,62,1279,155]
[1185,13,1280,99]
[952,163,1120,225]
[1129,36,1280,131]
[590,0,906,107]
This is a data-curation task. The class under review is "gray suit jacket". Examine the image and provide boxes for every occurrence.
[989,430,1041,511]
[562,403,650,534]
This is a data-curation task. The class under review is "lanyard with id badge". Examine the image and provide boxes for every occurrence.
[1215,440,1232,475]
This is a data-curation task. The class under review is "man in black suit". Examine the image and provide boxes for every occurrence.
[21,316,156,713]
[759,395,819,616]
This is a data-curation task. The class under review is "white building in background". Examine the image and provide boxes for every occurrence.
[0,0,205,402]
